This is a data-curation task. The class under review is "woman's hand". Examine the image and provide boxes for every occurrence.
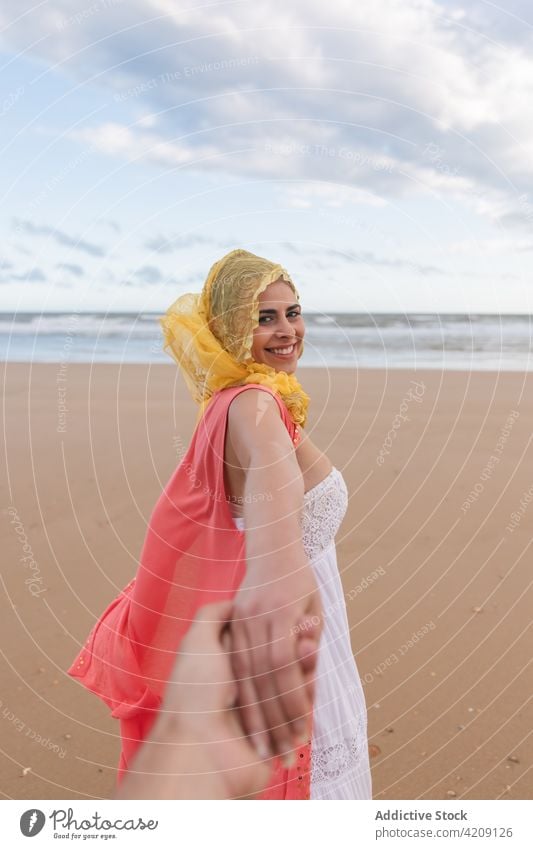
[230,561,322,765]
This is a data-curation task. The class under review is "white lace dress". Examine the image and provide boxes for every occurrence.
[233,466,373,800]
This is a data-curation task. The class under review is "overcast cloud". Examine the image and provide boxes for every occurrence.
[1,1,532,311]
[2,1,531,216]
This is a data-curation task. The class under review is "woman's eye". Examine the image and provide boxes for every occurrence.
[259,311,301,323]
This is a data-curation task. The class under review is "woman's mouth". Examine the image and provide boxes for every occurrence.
[265,342,297,359]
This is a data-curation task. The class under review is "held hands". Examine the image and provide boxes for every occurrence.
[118,601,273,800]
[229,560,322,766]
[116,598,320,800]
[161,600,274,799]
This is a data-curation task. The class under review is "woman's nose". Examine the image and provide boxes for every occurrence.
[275,315,295,336]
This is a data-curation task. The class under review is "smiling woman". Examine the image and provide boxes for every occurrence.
[160,249,310,427]
[68,248,372,800]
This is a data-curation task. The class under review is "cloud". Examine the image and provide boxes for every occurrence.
[2,0,533,228]
[56,262,85,276]
[98,219,122,234]
[279,183,389,210]
[282,242,444,274]
[449,237,533,255]
[4,268,47,282]
[145,233,216,253]
[434,0,533,47]
[133,264,164,284]
[12,219,105,257]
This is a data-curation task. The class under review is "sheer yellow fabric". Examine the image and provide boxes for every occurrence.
[160,248,310,427]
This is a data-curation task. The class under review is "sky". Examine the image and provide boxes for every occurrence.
[1,0,533,314]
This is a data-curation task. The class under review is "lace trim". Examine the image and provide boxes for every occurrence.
[301,467,348,560]
[231,466,349,560]
[311,715,368,785]
[303,466,337,501]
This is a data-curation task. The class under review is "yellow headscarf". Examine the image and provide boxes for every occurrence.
[160,248,310,427]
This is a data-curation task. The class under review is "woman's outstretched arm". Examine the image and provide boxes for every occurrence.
[115,602,319,799]
[226,388,322,766]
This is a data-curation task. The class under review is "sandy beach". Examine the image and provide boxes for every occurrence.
[1,362,531,800]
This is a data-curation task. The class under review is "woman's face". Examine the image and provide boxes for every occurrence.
[250,279,305,373]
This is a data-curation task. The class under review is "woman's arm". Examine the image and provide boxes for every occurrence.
[226,389,323,765]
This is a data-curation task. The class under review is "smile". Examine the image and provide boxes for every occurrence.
[265,343,297,357]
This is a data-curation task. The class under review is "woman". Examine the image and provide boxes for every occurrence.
[69,248,372,799]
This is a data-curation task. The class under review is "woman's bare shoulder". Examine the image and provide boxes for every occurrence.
[226,387,291,468]
[227,387,283,434]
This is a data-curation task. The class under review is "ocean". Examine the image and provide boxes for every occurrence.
[0,312,531,370]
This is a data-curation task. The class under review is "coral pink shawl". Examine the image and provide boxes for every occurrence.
[68,383,311,799]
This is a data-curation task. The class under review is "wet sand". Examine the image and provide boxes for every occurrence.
[1,363,531,799]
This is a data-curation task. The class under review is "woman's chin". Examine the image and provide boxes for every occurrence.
[265,354,298,374]
[273,363,296,375]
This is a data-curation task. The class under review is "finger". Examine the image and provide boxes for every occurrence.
[220,626,239,709]
[296,636,319,676]
[297,601,323,704]
[297,637,319,726]
[245,617,295,765]
[293,608,323,645]
[221,624,232,655]
[298,636,319,697]
[270,618,312,745]
[194,600,234,639]
[229,620,272,760]
[194,599,234,624]
[179,600,234,656]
